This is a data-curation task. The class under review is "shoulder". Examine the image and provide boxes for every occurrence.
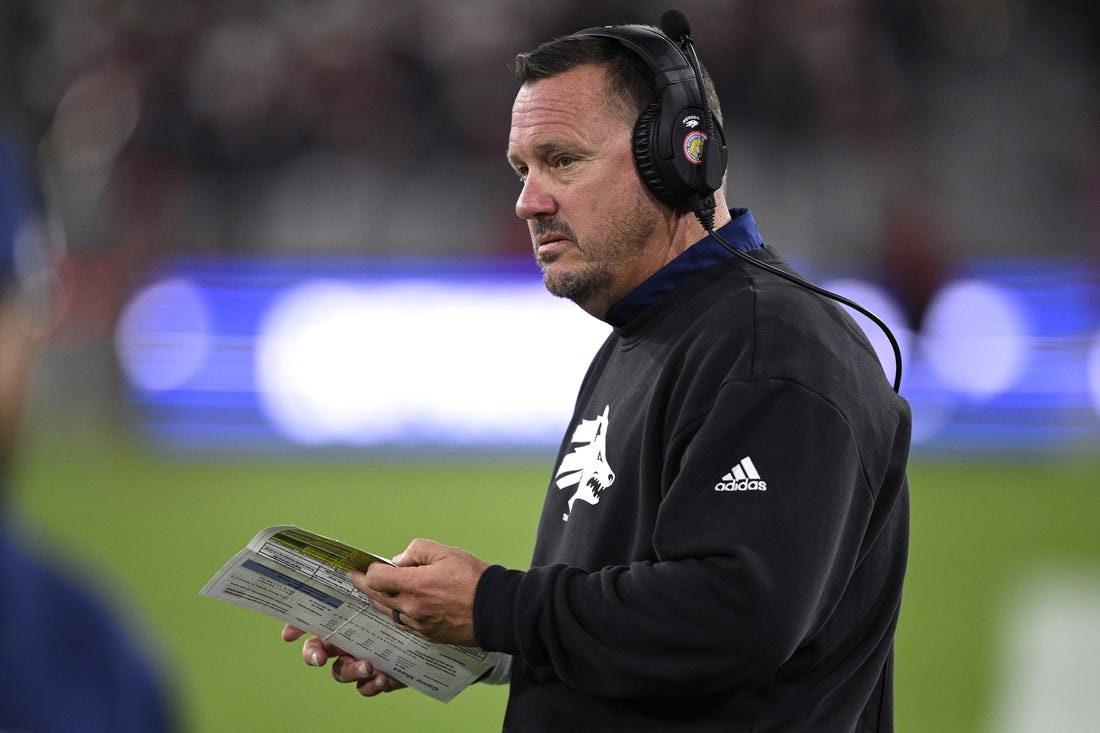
[668,247,902,413]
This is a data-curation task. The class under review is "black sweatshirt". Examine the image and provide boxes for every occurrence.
[475,238,911,732]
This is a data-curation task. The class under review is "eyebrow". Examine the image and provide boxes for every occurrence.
[505,139,577,170]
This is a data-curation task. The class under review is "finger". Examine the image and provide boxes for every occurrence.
[282,624,306,642]
[301,635,351,667]
[396,538,443,566]
[347,568,372,595]
[357,673,406,697]
[332,655,376,684]
[301,636,330,666]
[348,569,396,622]
[360,563,402,595]
[389,606,424,636]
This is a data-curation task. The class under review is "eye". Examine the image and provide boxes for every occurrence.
[513,166,528,184]
[552,154,576,169]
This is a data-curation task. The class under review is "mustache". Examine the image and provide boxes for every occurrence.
[532,217,577,242]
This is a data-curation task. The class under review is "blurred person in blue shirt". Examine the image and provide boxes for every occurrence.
[0,121,177,732]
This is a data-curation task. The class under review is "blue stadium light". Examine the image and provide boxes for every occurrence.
[1087,329,1100,420]
[114,256,1100,456]
[922,279,1030,399]
[116,277,212,393]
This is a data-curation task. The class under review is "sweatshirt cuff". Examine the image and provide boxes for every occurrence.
[473,564,524,653]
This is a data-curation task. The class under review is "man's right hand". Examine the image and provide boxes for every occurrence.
[281,624,407,697]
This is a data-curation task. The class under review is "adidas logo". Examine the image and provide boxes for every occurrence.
[715,456,768,492]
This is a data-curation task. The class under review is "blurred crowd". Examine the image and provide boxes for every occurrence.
[0,0,1097,344]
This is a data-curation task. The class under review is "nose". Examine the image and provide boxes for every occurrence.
[515,174,556,220]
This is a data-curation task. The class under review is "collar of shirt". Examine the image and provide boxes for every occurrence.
[605,208,765,329]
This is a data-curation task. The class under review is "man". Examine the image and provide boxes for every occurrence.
[0,125,177,732]
[285,19,910,732]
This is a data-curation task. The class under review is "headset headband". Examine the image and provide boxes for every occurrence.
[570,23,727,222]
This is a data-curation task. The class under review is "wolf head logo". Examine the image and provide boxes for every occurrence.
[554,405,615,521]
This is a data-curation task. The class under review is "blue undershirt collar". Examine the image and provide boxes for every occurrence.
[605,208,764,328]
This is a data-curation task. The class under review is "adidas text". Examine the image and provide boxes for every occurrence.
[715,456,767,491]
[715,478,767,491]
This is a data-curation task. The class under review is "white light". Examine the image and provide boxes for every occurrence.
[116,278,212,393]
[820,278,912,384]
[1087,329,1100,420]
[921,279,1029,398]
[255,279,609,445]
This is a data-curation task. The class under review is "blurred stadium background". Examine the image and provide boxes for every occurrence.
[2,0,1098,731]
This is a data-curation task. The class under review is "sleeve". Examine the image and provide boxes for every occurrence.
[473,378,882,699]
[477,654,513,685]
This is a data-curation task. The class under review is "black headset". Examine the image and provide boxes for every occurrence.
[572,11,726,229]
[575,11,903,392]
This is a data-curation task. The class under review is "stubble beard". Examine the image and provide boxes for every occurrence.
[535,199,660,309]
[541,254,612,306]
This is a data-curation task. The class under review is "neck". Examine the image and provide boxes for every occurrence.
[651,203,733,275]
[682,203,732,241]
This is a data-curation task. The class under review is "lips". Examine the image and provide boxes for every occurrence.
[535,233,572,258]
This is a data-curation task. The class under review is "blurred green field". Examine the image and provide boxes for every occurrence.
[9,430,1100,732]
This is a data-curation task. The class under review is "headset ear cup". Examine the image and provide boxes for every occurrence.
[633,103,679,207]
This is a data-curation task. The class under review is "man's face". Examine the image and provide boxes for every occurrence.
[507,64,664,317]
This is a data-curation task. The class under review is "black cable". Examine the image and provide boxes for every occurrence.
[706,226,904,393]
